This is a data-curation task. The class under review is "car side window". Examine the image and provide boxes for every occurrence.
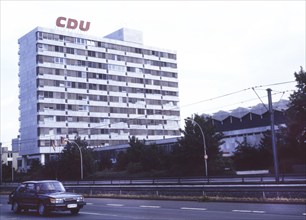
[36,183,45,192]
[25,183,35,193]
[17,186,26,193]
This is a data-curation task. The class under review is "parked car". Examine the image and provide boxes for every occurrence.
[8,180,86,216]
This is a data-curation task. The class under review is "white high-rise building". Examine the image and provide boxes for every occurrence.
[18,26,180,168]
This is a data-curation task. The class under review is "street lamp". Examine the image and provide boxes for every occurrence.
[61,137,83,180]
[186,118,208,177]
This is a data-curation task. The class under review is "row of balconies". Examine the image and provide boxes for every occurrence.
[37,54,177,74]
[37,39,175,62]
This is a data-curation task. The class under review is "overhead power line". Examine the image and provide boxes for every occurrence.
[181,80,295,108]
[2,81,296,146]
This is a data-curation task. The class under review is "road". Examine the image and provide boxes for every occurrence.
[1,195,305,220]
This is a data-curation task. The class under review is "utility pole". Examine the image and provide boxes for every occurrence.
[267,88,279,183]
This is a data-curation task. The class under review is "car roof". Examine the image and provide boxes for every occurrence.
[22,180,61,184]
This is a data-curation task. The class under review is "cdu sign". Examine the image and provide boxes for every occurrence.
[56,16,90,32]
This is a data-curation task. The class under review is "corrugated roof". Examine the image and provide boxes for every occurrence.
[210,99,289,120]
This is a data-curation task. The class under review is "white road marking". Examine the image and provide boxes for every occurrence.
[232,210,265,214]
[232,209,252,213]
[302,213,306,216]
[107,203,124,207]
[86,203,93,205]
[80,211,118,217]
[252,210,266,214]
[181,207,207,211]
[139,205,160,208]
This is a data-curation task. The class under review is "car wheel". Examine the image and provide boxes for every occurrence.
[70,208,80,215]
[38,203,48,216]
[12,202,21,213]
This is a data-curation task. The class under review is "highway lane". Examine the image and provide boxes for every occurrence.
[1,195,305,220]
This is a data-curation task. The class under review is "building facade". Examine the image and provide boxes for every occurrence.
[18,26,180,169]
[210,100,288,156]
[0,146,19,171]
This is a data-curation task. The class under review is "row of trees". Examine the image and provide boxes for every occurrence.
[114,116,230,177]
[6,67,305,181]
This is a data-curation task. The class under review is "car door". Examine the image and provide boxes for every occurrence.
[22,183,38,209]
[14,185,26,206]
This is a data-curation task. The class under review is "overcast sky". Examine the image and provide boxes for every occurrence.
[1,0,305,147]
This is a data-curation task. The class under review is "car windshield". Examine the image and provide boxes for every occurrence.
[36,182,65,193]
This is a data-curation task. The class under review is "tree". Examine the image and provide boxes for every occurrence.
[57,137,96,180]
[97,151,113,171]
[1,163,15,181]
[257,131,274,169]
[43,158,59,180]
[233,140,269,171]
[115,151,129,171]
[115,136,170,174]
[115,136,147,173]
[284,67,306,164]
[174,114,225,176]
[28,159,44,179]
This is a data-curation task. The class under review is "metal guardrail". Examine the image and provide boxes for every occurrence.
[1,176,305,200]
[63,183,306,200]
[61,174,306,185]
[1,174,306,187]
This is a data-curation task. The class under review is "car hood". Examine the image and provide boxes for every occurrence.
[39,192,82,199]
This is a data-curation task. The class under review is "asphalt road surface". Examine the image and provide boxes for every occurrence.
[1,195,305,220]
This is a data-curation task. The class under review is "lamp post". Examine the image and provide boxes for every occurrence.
[62,138,83,180]
[186,118,208,177]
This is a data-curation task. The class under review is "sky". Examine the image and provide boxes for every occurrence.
[1,0,305,147]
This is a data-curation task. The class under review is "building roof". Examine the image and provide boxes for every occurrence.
[210,99,289,120]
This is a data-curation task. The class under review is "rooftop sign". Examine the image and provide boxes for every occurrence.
[56,16,90,32]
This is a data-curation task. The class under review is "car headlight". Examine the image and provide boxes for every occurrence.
[76,196,84,202]
[50,198,64,203]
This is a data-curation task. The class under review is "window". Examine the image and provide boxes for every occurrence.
[108,64,126,72]
[137,109,145,114]
[66,47,74,54]
[75,38,85,44]
[78,82,86,89]
[147,109,154,115]
[37,32,43,40]
[88,51,96,57]
[26,183,35,192]
[54,57,65,64]
[101,129,109,134]
[99,85,107,91]
[76,49,86,56]
[87,40,96,46]
[55,46,64,52]
[56,104,65,110]
[44,91,53,98]
[56,116,66,121]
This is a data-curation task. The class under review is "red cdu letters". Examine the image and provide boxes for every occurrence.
[56,17,90,32]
